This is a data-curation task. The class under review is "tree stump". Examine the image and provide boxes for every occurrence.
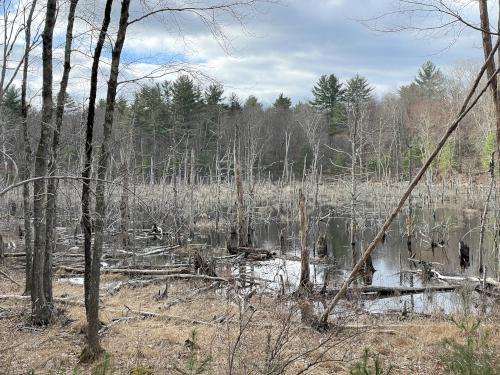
[317,235,327,258]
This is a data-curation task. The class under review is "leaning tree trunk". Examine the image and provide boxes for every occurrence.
[31,0,57,325]
[20,0,37,295]
[318,41,500,327]
[82,0,130,360]
[44,0,79,304]
[81,0,113,314]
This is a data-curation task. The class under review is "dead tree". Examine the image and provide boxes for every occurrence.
[235,150,248,247]
[119,150,131,248]
[478,152,495,275]
[459,240,470,271]
[298,189,311,292]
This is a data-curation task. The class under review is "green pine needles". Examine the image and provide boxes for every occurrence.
[441,316,500,375]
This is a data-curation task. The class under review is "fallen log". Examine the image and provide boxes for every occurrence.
[57,265,191,276]
[141,245,180,257]
[276,254,334,265]
[2,252,25,258]
[315,284,463,300]
[431,270,500,288]
[0,294,84,306]
[228,246,274,259]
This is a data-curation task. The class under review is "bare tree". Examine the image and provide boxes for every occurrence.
[19,0,38,295]
[44,0,79,305]
[31,0,57,325]
[81,0,114,316]
[81,0,131,359]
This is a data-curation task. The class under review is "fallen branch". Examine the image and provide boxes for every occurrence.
[0,294,83,306]
[0,269,20,286]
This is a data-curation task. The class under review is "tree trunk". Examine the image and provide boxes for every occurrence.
[189,148,195,238]
[81,0,113,314]
[478,153,495,275]
[235,150,248,247]
[478,0,500,165]
[119,156,130,248]
[351,116,358,271]
[298,189,311,291]
[31,0,57,325]
[44,0,79,304]
[83,0,130,360]
[20,0,37,295]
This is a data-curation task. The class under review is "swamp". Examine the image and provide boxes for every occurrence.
[2,0,500,374]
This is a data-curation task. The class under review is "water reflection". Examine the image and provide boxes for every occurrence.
[230,205,495,314]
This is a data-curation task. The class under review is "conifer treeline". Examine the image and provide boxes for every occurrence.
[1,61,494,182]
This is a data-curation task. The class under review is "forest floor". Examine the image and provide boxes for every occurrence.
[1,272,499,375]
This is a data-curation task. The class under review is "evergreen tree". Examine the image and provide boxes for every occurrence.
[310,74,345,131]
[228,92,242,112]
[2,86,21,114]
[200,83,224,171]
[273,93,292,110]
[172,75,203,126]
[205,83,224,106]
[244,95,261,109]
[134,83,169,135]
[414,61,444,98]
[345,75,373,116]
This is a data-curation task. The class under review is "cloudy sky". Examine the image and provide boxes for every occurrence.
[43,0,498,105]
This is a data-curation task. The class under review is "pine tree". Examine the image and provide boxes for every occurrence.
[205,83,224,106]
[172,75,203,127]
[134,83,170,135]
[414,61,444,98]
[345,75,373,116]
[228,92,242,112]
[310,73,344,130]
[3,86,21,114]
[273,93,292,110]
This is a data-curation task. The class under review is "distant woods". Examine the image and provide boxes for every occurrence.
[2,60,494,186]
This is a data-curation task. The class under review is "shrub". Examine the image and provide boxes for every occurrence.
[174,330,212,375]
[441,316,500,375]
[349,349,393,375]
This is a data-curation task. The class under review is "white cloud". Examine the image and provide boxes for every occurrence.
[2,0,489,106]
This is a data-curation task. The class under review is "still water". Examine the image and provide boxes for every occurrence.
[232,204,496,315]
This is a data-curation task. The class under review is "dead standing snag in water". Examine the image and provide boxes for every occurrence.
[459,240,470,271]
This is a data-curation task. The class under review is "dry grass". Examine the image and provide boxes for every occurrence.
[0,271,499,375]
